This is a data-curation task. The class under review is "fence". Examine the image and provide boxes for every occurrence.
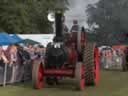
[0,61,32,86]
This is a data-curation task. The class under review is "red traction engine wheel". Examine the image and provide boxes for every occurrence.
[84,43,99,85]
[94,47,99,85]
[32,60,44,89]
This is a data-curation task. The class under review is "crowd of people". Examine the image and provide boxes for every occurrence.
[0,44,46,84]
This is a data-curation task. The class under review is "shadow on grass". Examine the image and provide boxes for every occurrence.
[12,80,87,91]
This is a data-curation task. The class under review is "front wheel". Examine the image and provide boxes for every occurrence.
[32,60,44,89]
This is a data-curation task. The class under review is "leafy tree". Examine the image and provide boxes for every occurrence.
[0,0,68,34]
[86,0,128,45]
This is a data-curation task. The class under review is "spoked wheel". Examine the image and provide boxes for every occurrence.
[75,62,85,90]
[32,60,44,89]
[84,42,99,85]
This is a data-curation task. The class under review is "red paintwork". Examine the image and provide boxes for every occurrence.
[37,64,43,89]
[112,45,127,51]
[94,48,99,85]
[44,69,74,76]
[67,48,77,65]
[112,45,128,55]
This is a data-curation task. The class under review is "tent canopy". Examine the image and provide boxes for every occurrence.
[0,32,19,46]
[9,34,23,43]
[23,39,40,45]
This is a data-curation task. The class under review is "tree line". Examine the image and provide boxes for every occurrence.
[86,0,128,45]
[0,0,68,34]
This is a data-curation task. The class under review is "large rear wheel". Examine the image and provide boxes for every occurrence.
[84,42,99,85]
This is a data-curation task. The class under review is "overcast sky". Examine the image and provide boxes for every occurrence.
[65,0,99,28]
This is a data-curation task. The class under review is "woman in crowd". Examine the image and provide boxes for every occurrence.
[0,46,9,83]
[4,45,18,83]
[0,46,9,65]
[9,45,18,83]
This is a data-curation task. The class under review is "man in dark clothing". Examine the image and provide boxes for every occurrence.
[70,20,80,33]
[69,20,80,44]
[15,45,31,82]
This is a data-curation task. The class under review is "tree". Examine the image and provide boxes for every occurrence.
[0,0,68,34]
[86,0,128,45]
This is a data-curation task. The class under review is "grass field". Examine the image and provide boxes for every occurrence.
[0,70,128,96]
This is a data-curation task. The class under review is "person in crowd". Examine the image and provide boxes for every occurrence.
[9,45,18,83]
[64,24,69,33]
[40,45,46,64]
[0,46,9,83]
[10,45,17,64]
[33,45,42,58]
[4,45,18,83]
[24,44,34,80]
[26,44,35,59]
[4,46,11,64]
[40,45,46,57]
[0,46,9,67]
[16,44,32,82]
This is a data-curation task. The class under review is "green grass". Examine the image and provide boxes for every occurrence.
[0,70,128,96]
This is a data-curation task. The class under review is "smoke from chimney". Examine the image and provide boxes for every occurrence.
[65,0,99,29]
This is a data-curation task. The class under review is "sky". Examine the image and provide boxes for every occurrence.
[65,0,99,29]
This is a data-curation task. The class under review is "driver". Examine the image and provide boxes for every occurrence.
[70,20,80,33]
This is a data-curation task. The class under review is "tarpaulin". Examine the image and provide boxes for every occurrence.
[0,33,19,46]
[9,34,23,43]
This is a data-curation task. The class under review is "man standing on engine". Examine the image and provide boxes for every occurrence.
[70,20,80,44]
[70,20,80,33]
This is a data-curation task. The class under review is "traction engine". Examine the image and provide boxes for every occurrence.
[32,10,99,90]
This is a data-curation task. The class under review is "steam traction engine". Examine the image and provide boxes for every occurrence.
[32,10,99,90]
